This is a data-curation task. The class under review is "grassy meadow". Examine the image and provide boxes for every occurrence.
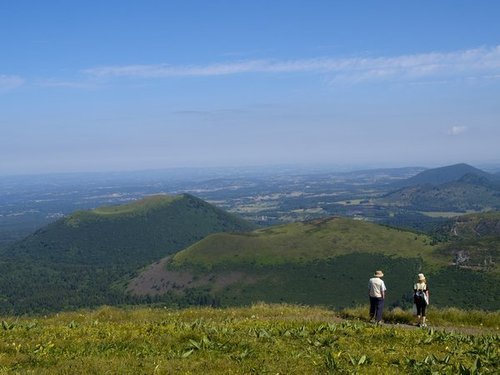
[0,304,498,374]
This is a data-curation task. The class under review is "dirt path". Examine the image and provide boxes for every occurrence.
[354,320,498,336]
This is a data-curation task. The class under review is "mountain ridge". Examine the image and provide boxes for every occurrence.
[380,164,500,212]
[393,163,494,188]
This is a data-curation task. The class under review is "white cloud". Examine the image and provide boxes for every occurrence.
[84,60,273,78]
[83,45,500,83]
[0,75,24,93]
[37,79,100,89]
[448,125,468,136]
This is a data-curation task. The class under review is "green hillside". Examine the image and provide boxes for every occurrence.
[2,194,498,314]
[384,163,500,212]
[394,163,494,187]
[380,176,500,212]
[0,194,256,314]
[171,217,436,268]
[131,216,499,310]
[431,212,500,273]
[0,304,497,374]
[437,211,500,239]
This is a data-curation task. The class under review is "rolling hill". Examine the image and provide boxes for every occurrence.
[376,164,500,213]
[0,194,256,313]
[393,163,495,188]
[129,216,499,310]
[380,171,500,212]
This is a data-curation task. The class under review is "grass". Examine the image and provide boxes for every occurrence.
[0,304,498,374]
[92,195,180,216]
[429,308,500,328]
[420,211,468,218]
[339,304,500,329]
[171,217,439,268]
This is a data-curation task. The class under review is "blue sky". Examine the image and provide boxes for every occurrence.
[1,1,500,175]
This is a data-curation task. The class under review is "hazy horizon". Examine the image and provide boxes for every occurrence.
[2,161,500,180]
[2,1,500,175]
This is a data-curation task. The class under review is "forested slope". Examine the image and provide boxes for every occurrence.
[0,194,255,313]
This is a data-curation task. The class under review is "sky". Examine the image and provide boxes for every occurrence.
[1,0,500,175]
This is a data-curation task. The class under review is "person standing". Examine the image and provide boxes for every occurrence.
[413,273,430,327]
[368,270,386,324]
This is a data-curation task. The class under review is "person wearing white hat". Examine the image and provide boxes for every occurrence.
[368,270,386,324]
[413,273,430,327]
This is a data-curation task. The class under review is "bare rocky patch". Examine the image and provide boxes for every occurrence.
[128,256,259,296]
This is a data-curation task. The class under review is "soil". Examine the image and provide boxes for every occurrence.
[128,256,258,296]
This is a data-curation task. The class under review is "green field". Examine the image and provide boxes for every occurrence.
[0,304,497,374]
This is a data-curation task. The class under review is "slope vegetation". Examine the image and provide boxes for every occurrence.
[130,215,499,310]
[439,211,500,239]
[0,194,255,313]
[432,212,500,273]
[171,217,435,268]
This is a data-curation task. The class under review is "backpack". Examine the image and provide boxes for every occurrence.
[414,289,427,305]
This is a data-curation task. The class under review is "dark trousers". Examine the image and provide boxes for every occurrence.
[369,297,384,321]
[415,301,427,316]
